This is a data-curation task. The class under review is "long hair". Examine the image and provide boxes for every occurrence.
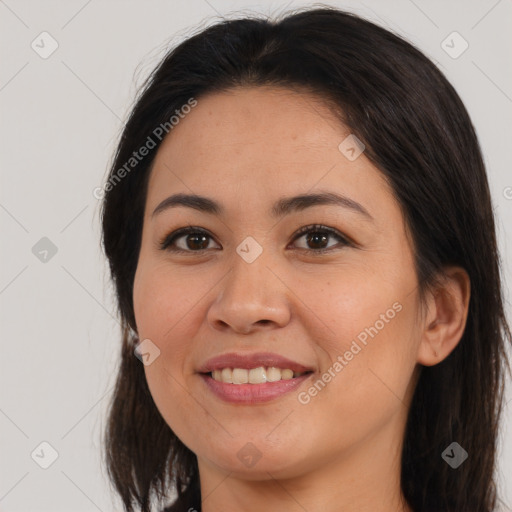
[100,6,512,511]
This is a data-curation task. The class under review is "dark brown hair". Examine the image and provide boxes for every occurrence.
[100,6,512,512]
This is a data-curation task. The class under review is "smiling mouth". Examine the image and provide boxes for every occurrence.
[206,367,313,384]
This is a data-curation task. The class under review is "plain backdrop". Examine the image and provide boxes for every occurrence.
[1,0,511,511]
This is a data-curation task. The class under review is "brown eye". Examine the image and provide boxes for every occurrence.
[291,225,351,253]
[180,233,210,251]
[159,227,219,252]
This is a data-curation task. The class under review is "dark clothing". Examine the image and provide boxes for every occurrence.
[161,480,201,512]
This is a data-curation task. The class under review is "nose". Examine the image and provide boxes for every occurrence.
[206,254,291,335]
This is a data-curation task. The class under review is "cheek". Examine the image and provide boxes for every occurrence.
[291,304,418,465]
[133,262,210,446]
[133,260,203,344]
[133,261,211,389]
[309,265,419,410]
[311,264,408,354]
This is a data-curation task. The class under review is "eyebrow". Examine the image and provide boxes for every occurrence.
[151,191,373,221]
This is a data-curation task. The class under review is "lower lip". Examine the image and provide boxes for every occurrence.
[201,373,312,404]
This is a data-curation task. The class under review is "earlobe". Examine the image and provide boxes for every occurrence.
[416,266,471,367]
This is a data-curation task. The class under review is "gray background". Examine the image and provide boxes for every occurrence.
[1,0,511,510]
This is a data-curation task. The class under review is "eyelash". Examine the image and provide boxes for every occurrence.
[158,224,353,255]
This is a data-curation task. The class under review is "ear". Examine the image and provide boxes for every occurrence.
[416,266,471,366]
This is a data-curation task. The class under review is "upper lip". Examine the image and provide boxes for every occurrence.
[197,352,314,373]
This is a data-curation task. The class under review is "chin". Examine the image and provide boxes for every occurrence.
[198,441,310,480]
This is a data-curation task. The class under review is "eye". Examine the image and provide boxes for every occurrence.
[159,226,220,253]
[289,224,352,253]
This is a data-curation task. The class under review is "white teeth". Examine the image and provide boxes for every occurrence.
[249,367,266,384]
[266,367,281,382]
[221,368,233,383]
[210,367,306,384]
[232,368,249,384]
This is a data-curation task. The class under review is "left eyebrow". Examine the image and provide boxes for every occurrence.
[271,191,373,221]
[151,190,373,221]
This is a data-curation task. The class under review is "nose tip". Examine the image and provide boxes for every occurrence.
[209,298,291,335]
[206,255,291,335]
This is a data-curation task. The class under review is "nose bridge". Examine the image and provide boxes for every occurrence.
[207,242,291,333]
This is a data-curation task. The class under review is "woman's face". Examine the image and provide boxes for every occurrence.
[133,86,424,480]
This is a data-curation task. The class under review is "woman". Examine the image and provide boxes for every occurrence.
[100,6,511,512]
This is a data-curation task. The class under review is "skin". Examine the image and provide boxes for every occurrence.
[132,86,470,512]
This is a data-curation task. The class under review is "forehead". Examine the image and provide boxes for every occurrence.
[146,86,395,221]
[154,86,343,164]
